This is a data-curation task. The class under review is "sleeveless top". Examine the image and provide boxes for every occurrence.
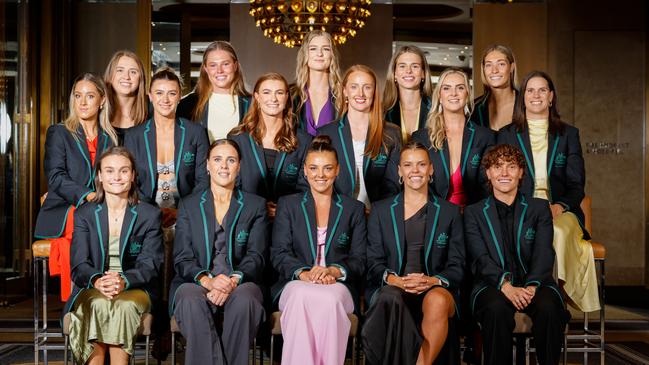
[447,167,468,207]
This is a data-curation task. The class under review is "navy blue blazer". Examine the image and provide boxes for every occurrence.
[270,191,367,310]
[470,90,520,129]
[177,91,251,128]
[366,193,465,307]
[317,116,401,203]
[123,118,209,204]
[228,129,311,202]
[412,121,496,205]
[65,201,163,314]
[292,91,338,135]
[169,188,268,313]
[385,97,432,132]
[497,122,589,239]
[35,124,115,239]
[464,193,562,313]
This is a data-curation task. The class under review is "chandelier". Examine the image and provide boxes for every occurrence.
[249,1,372,48]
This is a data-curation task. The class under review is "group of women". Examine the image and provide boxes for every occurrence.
[33,29,599,365]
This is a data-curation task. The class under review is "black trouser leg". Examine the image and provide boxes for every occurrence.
[221,282,265,365]
[474,287,516,365]
[525,287,569,365]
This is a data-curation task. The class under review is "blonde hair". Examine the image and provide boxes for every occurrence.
[193,41,249,121]
[230,73,298,153]
[425,68,474,150]
[339,65,387,159]
[104,50,148,126]
[293,30,342,116]
[382,45,433,113]
[480,44,519,94]
[65,73,118,145]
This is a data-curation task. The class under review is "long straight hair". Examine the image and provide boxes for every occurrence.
[512,70,564,135]
[230,73,298,153]
[339,65,386,159]
[104,50,148,126]
[424,68,473,150]
[65,73,118,145]
[480,44,519,97]
[382,45,433,113]
[93,146,139,206]
[192,41,249,121]
[293,30,342,115]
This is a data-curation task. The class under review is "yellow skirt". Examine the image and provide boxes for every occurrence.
[69,288,151,364]
[553,212,601,312]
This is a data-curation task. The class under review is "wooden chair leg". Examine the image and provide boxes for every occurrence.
[171,332,176,365]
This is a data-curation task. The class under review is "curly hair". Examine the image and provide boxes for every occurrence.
[482,144,526,190]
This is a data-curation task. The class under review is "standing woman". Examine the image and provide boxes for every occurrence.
[66,147,163,365]
[177,41,250,142]
[383,45,433,142]
[292,30,342,136]
[318,65,401,209]
[497,71,600,313]
[34,73,118,301]
[170,139,266,365]
[104,50,149,143]
[412,67,495,208]
[362,141,464,365]
[229,73,311,217]
[271,136,366,365]
[471,44,519,131]
[124,67,209,301]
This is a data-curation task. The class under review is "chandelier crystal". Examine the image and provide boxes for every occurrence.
[249,0,372,48]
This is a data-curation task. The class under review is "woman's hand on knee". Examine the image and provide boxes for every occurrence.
[207,289,229,306]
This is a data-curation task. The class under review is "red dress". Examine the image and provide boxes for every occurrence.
[447,166,468,208]
[49,137,98,301]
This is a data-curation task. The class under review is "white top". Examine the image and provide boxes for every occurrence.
[352,139,370,209]
[207,93,239,142]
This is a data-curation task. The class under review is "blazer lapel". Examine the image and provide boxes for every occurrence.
[423,195,441,275]
[481,196,506,269]
[247,133,269,186]
[418,97,431,130]
[143,119,157,196]
[93,203,108,270]
[439,141,451,183]
[224,189,244,267]
[174,118,187,186]
[300,191,318,263]
[337,116,357,193]
[546,133,560,201]
[461,121,476,176]
[119,205,138,265]
[389,193,406,274]
[272,152,288,194]
[513,194,529,274]
[74,126,93,187]
[199,189,216,268]
[324,193,343,257]
[516,128,536,180]
[238,96,250,121]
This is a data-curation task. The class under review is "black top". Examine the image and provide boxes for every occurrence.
[210,219,229,277]
[495,197,524,285]
[264,148,279,197]
[403,205,427,275]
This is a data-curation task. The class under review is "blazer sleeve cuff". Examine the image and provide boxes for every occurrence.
[193,270,211,285]
[382,269,397,285]
[330,264,347,282]
[229,271,243,284]
[434,274,450,288]
[292,266,311,280]
[524,280,541,287]
[497,272,511,290]
[120,273,131,290]
[556,201,570,212]
[87,272,103,289]
[76,190,92,208]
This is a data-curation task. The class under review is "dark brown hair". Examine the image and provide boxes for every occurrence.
[512,70,564,135]
[150,66,183,91]
[230,73,298,153]
[93,147,139,206]
[306,135,338,161]
[481,144,526,190]
[400,140,430,160]
[208,138,242,161]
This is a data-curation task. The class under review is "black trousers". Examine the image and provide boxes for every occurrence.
[174,282,265,365]
[361,285,460,365]
[473,286,569,365]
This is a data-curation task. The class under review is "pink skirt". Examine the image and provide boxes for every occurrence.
[278,280,354,365]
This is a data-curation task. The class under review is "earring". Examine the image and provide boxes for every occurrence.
[100,104,104,110]
[464,105,470,116]
[429,175,434,184]
[398,176,403,185]
[437,104,443,113]
[345,97,349,103]
[421,78,425,83]
[549,102,553,107]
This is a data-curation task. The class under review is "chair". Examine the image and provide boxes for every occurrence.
[268,311,360,364]
[564,196,605,364]
[170,316,262,365]
[33,238,61,365]
[62,312,153,365]
[511,312,568,365]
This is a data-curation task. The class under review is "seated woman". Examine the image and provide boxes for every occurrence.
[362,141,464,365]
[66,146,163,365]
[383,45,433,142]
[35,73,118,301]
[318,65,401,209]
[177,41,250,141]
[170,139,267,365]
[497,71,599,313]
[464,144,569,365]
[229,72,311,217]
[271,136,366,365]
[412,67,495,208]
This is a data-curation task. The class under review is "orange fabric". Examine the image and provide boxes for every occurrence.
[87,137,98,166]
[49,206,75,301]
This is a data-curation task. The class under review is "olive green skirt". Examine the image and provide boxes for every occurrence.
[69,288,151,364]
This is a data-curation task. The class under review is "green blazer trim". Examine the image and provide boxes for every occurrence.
[516,196,529,274]
[227,190,245,268]
[174,119,187,186]
[119,206,139,269]
[300,193,317,261]
[461,122,476,176]
[481,196,505,268]
[143,121,156,193]
[93,204,106,276]
[389,194,403,272]
[74,138,93,186]
[423,195,441,275]
[247,133,288,196]
[439,120,477,181]
[199,191,211,268]
[299,191,344,262]
[337,119,356,194]
[516,133,536,179]
[324,193,344,257]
